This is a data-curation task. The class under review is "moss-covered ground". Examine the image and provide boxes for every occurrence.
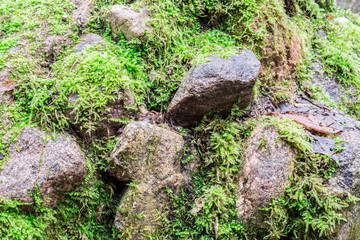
[0,0,360,239]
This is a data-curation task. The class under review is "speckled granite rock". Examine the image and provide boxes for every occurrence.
[0,127,86,208]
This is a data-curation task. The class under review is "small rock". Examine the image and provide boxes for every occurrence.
[148,70,158,81]
[0,127,87,208]
[61,15,69,22]
[0,68,10,84]
[109,121,188,239]
[73,33,104,53]
[106,5,153,40]
[236,124,295,226]
[317,29,327,38]
[40,61,49,67]
[334,17,350,24]
[166,50,260,127]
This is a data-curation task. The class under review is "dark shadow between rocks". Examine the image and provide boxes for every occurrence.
[101,171,129,200]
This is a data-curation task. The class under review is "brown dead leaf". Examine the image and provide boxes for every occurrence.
[0,78,16,92]
[191,197,206,215]
[269,112,341,134]
[323,13,335,21]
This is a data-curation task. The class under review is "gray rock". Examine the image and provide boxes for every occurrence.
[109,121,188,239]
[236,124,295,226]
[317,29,327,38]
[337,0,360,13]
[73,33,104,53]
[166,50,260,127]
[0,127,86,208]
[106,5,153,40]
[0,68,10,84]
[0,68,11,104]
[334,17,350,24]
[71,0,94,27]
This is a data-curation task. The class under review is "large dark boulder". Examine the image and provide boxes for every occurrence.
[0,127,86,208]
[166,50,260,127]
[109,121,188,239]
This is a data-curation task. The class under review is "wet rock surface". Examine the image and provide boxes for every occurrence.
[0,127,87,208]
[277,98,359,132]
[106,5,153,40]
[277,98,359,164]
[73,33,104,53]
[167,50,260,127]
[109,121,188,239]
[236,124,295,225]
[304,62,358,104]
[328,128,360,240]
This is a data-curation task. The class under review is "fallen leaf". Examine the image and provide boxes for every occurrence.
[191,197,206,214]
[269,112,341,134]
[0,78,16,92]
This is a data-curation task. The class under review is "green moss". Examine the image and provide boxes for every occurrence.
[0,0,359,238]
[9,41,146,134]
[0,0,75,36]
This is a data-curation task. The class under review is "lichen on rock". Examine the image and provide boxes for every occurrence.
[109,121,189,239]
